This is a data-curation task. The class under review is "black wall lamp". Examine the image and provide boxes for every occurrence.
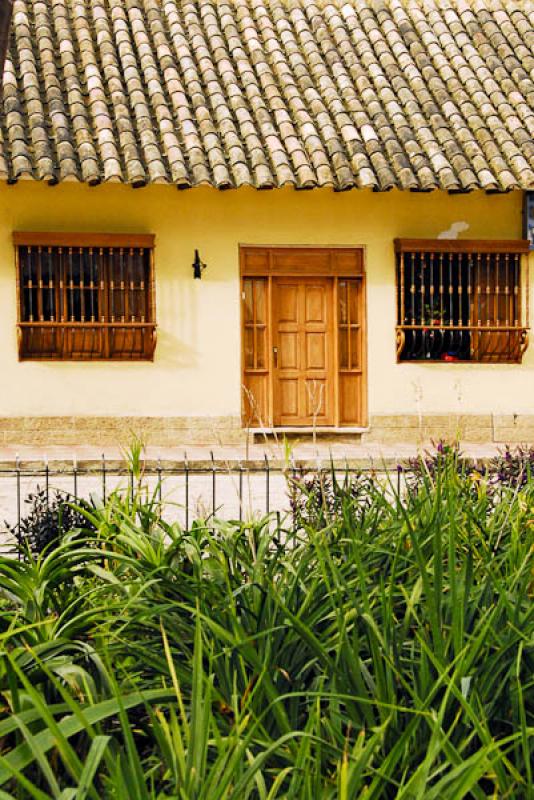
[192,249,207,279]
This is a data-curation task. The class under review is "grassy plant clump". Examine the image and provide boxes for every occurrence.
[0,451,532,798]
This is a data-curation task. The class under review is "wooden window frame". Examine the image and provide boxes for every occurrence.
[240,245,368,429]
[14,232,157,362]
[394,238,530,364]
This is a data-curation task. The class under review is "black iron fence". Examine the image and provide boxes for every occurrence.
[0,454,403,535]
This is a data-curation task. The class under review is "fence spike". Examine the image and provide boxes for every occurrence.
[239,462,243,523]
[211,450,216,523]
[101,453,106,503]
[15,453,21,549]
[44,454,49,508]
[264,453,270,516]
[184,450,189,531]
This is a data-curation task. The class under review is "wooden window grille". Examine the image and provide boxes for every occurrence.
[395,239,530,363]
[14,233,156,360]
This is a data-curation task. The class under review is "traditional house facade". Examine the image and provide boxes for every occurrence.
[0,0,533,446]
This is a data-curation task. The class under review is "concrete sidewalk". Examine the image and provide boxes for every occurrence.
[0,440,509,470]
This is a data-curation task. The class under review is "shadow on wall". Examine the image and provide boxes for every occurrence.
[156,252,237,369]
[155,330,198,368]
[157,275,200,366]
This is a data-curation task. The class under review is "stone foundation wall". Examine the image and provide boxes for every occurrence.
[0,417,247,447]
[362,414,534,445]
[0,414,531,447]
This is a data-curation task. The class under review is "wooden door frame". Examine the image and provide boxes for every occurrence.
[240,245,368,429]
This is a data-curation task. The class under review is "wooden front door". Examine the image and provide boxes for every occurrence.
[241,246,367,428]
[273,277,334,426]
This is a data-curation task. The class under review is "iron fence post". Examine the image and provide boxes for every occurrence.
[211,450,216,524]
[157,457,162,503]
[184,451,189,530]
[45,455,49,509]
[129,464,134,505]
[239,463,243,523]
[265,454,270,515]
[16,453,21,559]
[101,454,106,503]
[73,454,78,500]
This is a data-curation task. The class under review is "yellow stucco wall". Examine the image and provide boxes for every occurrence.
[0,181,531,420]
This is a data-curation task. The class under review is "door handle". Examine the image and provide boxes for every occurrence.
[273,346,278,367]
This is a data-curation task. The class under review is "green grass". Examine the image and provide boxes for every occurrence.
[0,453,532,798]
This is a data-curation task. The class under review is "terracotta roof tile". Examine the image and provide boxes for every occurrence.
[2,0,533,190]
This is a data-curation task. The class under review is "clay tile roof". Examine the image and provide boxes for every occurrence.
[2,0,533,191]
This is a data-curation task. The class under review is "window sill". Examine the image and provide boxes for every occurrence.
[396,359,523,365]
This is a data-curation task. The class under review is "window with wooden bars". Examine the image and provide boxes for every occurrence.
[395,239,530,363]
[14,233,156,361]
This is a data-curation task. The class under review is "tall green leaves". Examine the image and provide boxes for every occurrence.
[0,457,532,797]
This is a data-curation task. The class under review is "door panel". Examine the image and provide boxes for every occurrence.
[305,285,325,321]
[305,378,327,417]
[339,374,361,424]
[279,285,298,321]
[280,379,299,416]
[274,278,334,426]
[279,332,298,368]
[306,332,326,369]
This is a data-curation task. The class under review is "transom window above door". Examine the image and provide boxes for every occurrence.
[395,239,530,363]
[14,233,156,361]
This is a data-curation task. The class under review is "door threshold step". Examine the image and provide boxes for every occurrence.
[251,427,369,434]
[251,427,368,444]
